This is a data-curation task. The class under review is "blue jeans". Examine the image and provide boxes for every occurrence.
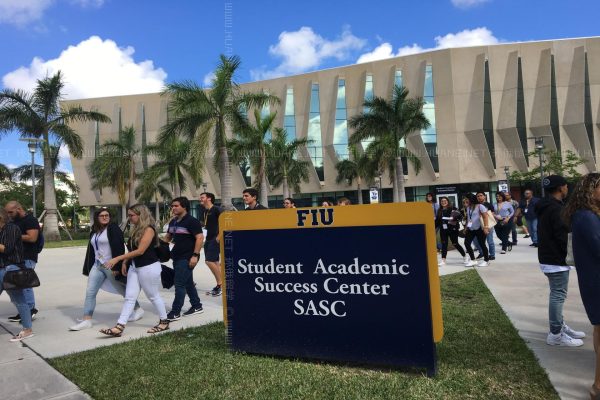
[545,270,569,334]
[171,258,201,314]
[23,260,36,310]
[83,262,139,317]
[527,218,538,244]
[474,228,496,257]
[0,265,33,329]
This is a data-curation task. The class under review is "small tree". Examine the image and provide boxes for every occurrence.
[335,145,378,204]
[510,149,587,190]
[267,128,312,198]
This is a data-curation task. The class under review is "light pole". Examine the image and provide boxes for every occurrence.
[377,172,383,203]
[528,136,550,197]
[19,138,43,217]
[503,166,510,192]
[202,182,208,193]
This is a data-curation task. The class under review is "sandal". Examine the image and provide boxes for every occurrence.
[147,319,170,334]
[9,330,35,342]
[100,323,125,337]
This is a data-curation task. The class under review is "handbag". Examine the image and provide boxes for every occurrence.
[566,233,575,266]
[155,239,171,262]
[3,264,41,290]
[475,205,497,229]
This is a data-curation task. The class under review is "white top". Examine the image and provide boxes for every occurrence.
[466,204,487,231]
[91,229,112,264]
[539,264,573,274]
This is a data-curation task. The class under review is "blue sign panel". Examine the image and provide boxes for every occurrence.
[224,224,436,373]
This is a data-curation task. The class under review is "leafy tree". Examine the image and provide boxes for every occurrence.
[349,85,429,202]
[509,150,587,189]
[0,163,12,181]
[88,125,139,220]
[136,168,172,222]
[335,145,378,204]
[267,127,312,198]
[160,55,278,209]
[0,71,110,240]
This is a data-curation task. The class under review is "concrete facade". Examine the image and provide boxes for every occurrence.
[65,37,600,207]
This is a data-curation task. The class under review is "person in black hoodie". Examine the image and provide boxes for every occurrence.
[435,196,466,266]
[69,208,143,331]
[536,175,585,347]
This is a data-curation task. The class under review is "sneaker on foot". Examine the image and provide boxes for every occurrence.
[465,260,476,267]
[500,250,506,254]
[8,314,21,323]
[476,254,484,260]
[207,285,222,297]
[477,260,489,267]
[489,256,496,260]
[463,256,470,263]
[438,260,446,266]
[166,311,181,321]
[128,308,144,322]
[523,234,530,238]
[562,324,586,339]
[183,306,204,317]
[546,332,583,346]
[31,308,38,320]
[69,319,93,331]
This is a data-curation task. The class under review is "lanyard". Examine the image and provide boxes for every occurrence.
[468,206,475,221]
[94,228,106,251]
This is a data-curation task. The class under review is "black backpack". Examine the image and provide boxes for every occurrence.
[155,239,171,262]
[36,230,44,254]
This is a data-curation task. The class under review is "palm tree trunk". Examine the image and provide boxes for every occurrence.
[219,145,233,210]
[395,156,406,202]
[41,137,61,241]
[127,156,135,207]
[121,204,127,222]
[357,176,363,204]
[154,193,160,223]
[259,150,268,206]
[282,171,289,199]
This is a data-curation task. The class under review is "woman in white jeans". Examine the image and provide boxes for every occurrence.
[100,204,169,337]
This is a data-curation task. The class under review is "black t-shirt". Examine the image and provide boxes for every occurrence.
[244,203,268,210]
[13,213,40,262]
[201,205,221,241]
[168,213,203,261]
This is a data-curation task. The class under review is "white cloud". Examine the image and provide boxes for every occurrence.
[58,145,70,159]
[451,0,490,8]
[250,26,366,81]
[2,36,167,99]
[356,27,501,63]
[70,0,104,7]
[203,72,215,87]
[0,0,54,26]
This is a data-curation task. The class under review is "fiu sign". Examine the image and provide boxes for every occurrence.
[219,203,443,375]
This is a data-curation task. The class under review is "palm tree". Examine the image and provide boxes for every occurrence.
[267,127,312,198]
[144,134,197,198]
[0,163,12,181]
[349,85,429,202]
[136,168,171,223]
[229,110,277,205]
[335,145,377,205]
[160,55,279,209]
[0,71,110,240]
[88,125,139,220]
[12,144,77,192]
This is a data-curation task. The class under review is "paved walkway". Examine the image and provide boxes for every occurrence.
[0,240,595,399]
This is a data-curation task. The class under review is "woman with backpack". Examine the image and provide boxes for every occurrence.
[69,208,143,331]
[100,204,169,337]
[435,196,467,266]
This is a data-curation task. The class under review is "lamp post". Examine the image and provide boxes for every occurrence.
[377,172,383,204]
[202,182,208,193]
[528,136,550,198]
[503,166,510,192]
[19,138,43,217]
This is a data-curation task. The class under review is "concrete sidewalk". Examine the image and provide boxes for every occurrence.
[0,246,223,399]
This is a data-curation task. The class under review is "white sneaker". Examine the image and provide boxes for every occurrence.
[438,260,446,266]
[128,308,144,322]
[546,332,584,347]
[465,260,476,267]
[69,319,92,331]
[562,324,586,339]
[463,256,470,263]
[477,260,488,267]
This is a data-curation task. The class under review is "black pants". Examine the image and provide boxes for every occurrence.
[440,229,466,259]
[465,228,489,261]
[495,220,514,251]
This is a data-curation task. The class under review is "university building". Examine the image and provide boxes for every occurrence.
[66,37,600,213]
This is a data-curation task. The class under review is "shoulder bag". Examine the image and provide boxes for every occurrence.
[478,205,497,229]
[3,264,41,290]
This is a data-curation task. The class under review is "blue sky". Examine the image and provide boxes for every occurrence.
[1,0,599,172]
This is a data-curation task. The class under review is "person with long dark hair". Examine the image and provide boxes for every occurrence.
[563,173,600,398]
[283,198,296,208]
[70,208,143,331]
[100,204,169,337]
[435,197,467,266]
[463,193,491,267]
[0,209,34,341]
[494,192,515,254]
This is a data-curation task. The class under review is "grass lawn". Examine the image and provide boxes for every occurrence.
[44,239,88,248]
[49,271,558,400]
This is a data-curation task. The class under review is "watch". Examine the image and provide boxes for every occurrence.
[192,253,200,258]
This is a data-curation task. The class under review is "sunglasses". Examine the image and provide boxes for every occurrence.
[98,214,110,218]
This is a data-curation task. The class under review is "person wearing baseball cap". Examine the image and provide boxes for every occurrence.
[535,175,586,346]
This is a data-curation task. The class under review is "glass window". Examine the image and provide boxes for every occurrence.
[334,79,349,160]
[422,65,439,172]
[308,83,324,181]
[362,74,374,150]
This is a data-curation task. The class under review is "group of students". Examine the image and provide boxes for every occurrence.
[427,189,540,267]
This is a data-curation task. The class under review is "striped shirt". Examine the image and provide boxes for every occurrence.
[0,223,24,267]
